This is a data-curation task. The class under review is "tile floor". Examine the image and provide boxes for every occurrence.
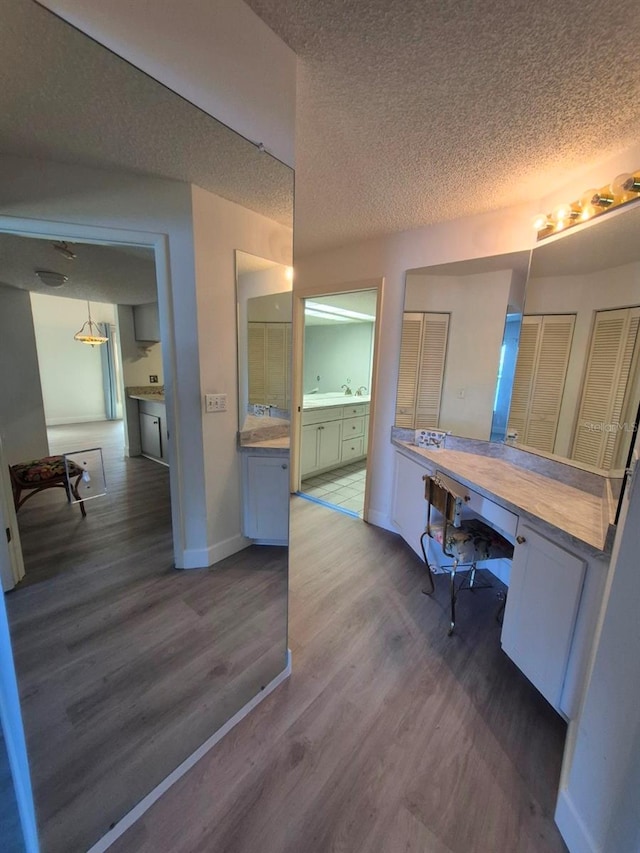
[301,460,367,517]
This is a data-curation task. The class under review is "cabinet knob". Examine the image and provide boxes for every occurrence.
[318,425,324,430]
[516,535,526,545]
[281,464,288,470]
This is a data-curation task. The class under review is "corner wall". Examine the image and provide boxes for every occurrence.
[190,185,292,564]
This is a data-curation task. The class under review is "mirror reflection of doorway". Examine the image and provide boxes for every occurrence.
[298,291,377,519]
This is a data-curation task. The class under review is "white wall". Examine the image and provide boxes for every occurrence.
[526,261,640,458]
[117,304,164,387]
[191,185,293,565]
[405,269,512,439]
[303,323,374,394]
[30,292,116,425]
[294,203,535,530]
[39,0,297,167]
[0,284,48,465]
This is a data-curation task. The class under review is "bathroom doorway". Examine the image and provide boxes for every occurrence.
[294,285,381,520]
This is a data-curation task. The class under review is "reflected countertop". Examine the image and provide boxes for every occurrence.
[238,436,290,453]
[303,394,370,410]
[126,385,165,403]
[129,393,165,402]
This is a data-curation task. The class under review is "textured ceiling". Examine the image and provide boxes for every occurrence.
[0,233,157,304]
[0,0,292,228]
[246,0,640,254]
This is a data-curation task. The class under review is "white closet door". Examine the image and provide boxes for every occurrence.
[508,315,574,452]
[395,313,423,427]
[526,315,575,452]
[507,317,541,442]
[415,313,449,429]
[248,323,266,404]
[573,307,640,468]
[265,323,287,407]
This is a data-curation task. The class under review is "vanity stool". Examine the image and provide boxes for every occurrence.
[9,455,87,518]
[420,474,512,635]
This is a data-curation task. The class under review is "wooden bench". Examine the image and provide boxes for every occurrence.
[9,455,87,518]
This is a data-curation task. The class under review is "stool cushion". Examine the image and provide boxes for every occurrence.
[11,456,82,483]
[429,518,514,563]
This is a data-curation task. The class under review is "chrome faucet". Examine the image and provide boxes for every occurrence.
[341,383,352,395]
[355,386,367,396]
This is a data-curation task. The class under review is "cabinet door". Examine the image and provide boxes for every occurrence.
[391,452,428,558]
[501,525,586,712]
[301,424,319,477]
[246,455,289,542]
[140,412,162,459]
[317,420,343,469]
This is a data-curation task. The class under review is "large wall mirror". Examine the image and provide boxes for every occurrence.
[508,204,640,474]
[398,252,529,440]
[395,204,640,481]
[0,3,292,852]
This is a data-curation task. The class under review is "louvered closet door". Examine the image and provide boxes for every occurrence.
[526,315,575,452]
[572,307,640,469]
[507,318,540,441]
[396,313,423,427]
[415,314,450,428]
[248,323,266,404]
[265,324,287,407]
[508,315,575,452]
[285,324,292,409]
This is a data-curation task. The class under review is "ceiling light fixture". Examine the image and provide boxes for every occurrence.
[35,269,68,288]
[74,301,108,347]
[534,167,640,240]
[52,240,77,260]
[305,301,375,321]
[304,308,351,322]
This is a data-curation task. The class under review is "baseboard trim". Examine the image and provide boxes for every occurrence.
[555,787,599,853]
[179,533,251,569]
[366,508,394,531]
[87,650,292,853]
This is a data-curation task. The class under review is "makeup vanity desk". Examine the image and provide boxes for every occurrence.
[391,437,617,720]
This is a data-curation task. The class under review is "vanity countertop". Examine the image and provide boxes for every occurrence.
[393,439,611,554]
[129,393,165,402]
[238,436,290,452]
[303,395,370,410]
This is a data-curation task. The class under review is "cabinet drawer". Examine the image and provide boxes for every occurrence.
[342,436,364,461]
[342,416,365,437]
[343,403,368,418]
[436,470,518,538]
[302,407,343,425]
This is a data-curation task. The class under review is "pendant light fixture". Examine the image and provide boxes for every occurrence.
[74,301,108,347]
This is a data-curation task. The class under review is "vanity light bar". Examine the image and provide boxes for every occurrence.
[533,168,640,240]
[305,301,376,321]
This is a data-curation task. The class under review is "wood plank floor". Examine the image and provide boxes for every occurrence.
[6,422,287,853]
[110,497,568,853]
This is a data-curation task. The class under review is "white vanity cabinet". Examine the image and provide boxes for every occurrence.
[391,451,427,558]
[501,526,586,713]
[301,402,369,477]
[242,452,289,544]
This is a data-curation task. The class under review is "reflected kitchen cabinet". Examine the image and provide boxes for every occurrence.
[133,302,160,342]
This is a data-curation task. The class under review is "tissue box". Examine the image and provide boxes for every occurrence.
[415,429,448,449]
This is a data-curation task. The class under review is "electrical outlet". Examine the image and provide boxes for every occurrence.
[149,375,158,383]
[205,393,227,413]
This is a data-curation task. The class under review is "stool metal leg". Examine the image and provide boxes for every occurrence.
[420,531,435,595]
[448,558,459,636]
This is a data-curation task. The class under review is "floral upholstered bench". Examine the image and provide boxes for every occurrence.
[9,455,87,518]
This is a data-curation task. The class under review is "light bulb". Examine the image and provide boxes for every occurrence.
[553,203,580,225]
[592,186,615,208]
[612,172,640,197]
[532,213,551,231]
[579,189,598,219]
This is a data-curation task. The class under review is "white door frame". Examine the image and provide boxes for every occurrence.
[291,277,385,522]
[0,214,187,569]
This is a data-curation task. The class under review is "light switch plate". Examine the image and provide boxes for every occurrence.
[205,393,227,413]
